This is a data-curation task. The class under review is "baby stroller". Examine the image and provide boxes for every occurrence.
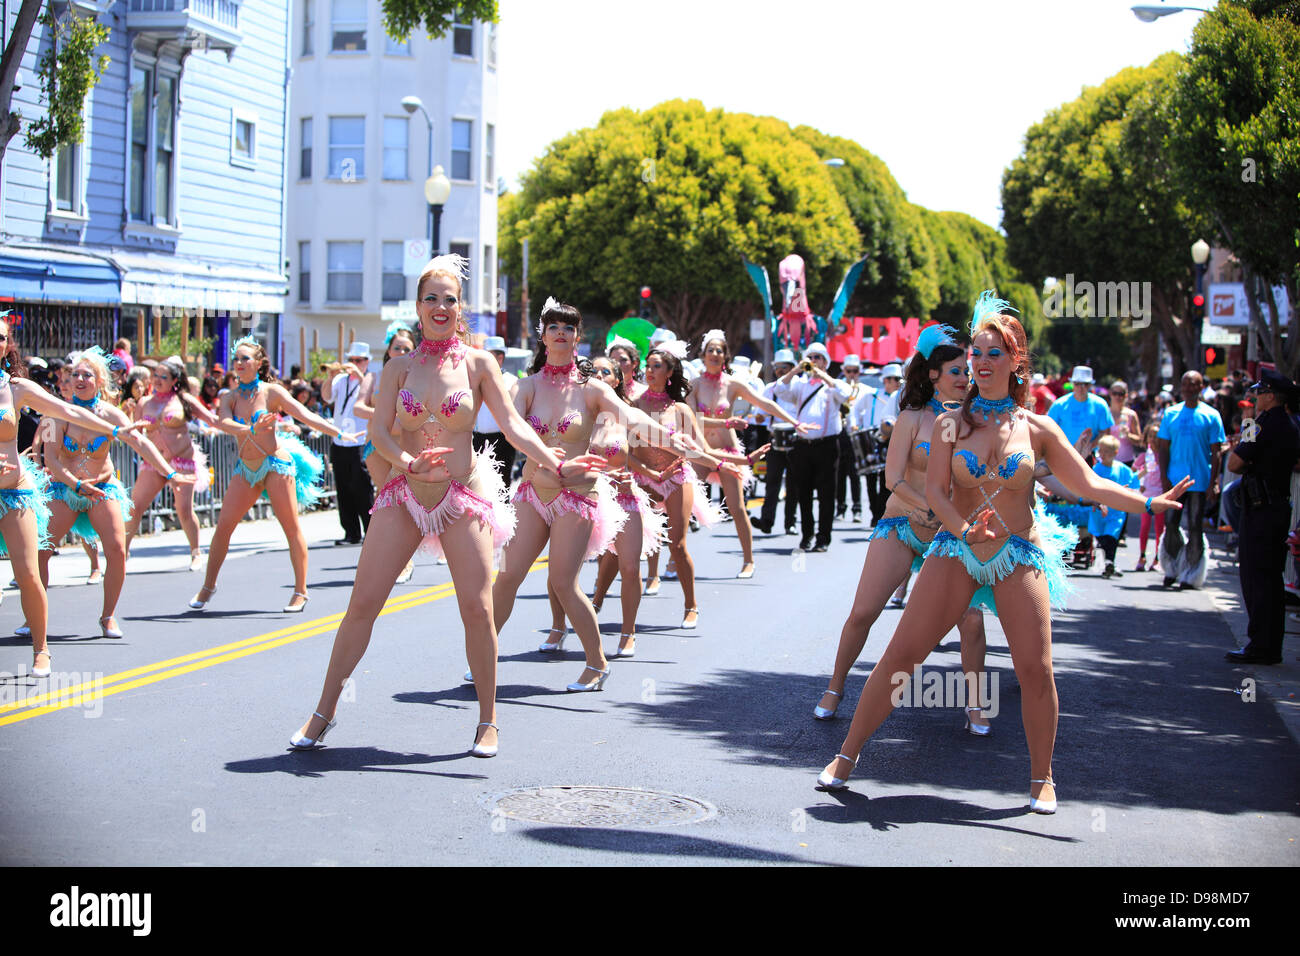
[1044,497,1095,569]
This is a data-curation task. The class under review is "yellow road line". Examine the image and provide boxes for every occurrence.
[0,558,548,727]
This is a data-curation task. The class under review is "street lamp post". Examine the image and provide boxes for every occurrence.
[1192,238,1210,371]
[424,165,451,255]
[1131,4,1210,22]
[401,95,435,248]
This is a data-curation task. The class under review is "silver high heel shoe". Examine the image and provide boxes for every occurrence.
[737,563,755,580]
[289,711,336,750]
[14,623,31,638]
[189,550,204,572]
[1029,777,1057,814]
[31,650,51,679]
[814,689,842,721]
[463,668,475,683]
[566,665,611,692]
[469,722,499,758]
[681,607,700,629]
[816,753,858,792]
[189,585,216,610]
[282,592,309,613]
[396,561,414,584]
[99,616,123,639]
[609,634,635,659]
[964,706,991,736]
[538,628,567,653]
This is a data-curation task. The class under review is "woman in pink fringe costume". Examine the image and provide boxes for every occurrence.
[126,356,221,571]
[491,299,691,694]
[290,258,604,758]
[687,329,807,579]
[634,342,759,629]
[546,354,683,660]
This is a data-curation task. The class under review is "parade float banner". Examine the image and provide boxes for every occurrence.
[825,316,924,365]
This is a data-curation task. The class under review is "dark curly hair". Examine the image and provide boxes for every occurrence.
[0,313,29,379]
[899,344,966,412]
[647,347,691,403]
[588,354,627,403]
[530,300,588,383]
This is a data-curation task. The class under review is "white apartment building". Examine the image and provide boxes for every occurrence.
[284,0,499,373]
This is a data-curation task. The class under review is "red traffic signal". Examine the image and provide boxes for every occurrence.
[640,286,652,299]
[1193,293,1205,308]
[1204,346,1224,368]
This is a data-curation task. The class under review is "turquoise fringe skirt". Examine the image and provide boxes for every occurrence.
[47,477,133,545]
[231,435,325,511]
[869,515,929,573]
[0,457,52,557]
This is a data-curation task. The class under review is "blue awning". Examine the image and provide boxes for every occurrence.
[0,249,121,305]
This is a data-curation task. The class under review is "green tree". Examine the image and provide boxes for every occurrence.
[500,100,859,349]
[381,0,499,41]
[1167,1,1300,373]
[1001,53,1208,385]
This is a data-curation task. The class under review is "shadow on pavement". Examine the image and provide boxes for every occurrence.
[519,826,822,863]
[620,603,1300,816]
[225,746,488,780]
[806,792,1079,841]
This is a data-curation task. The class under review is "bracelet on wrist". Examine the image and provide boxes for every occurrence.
[74,480,82,494]
[1145,496,1154,515]
[961,525,971,544]
[112,425,120,438]
[166,471,178,482]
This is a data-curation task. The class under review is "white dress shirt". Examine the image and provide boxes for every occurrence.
[775,373,854,439]
[758,379,799,428]
[850,386,900,431]
[474,369,517,434]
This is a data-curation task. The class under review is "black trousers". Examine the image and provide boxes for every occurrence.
[1163,489,1207,579]
[472,431,517,484]
[865,463,889,526]
[789,436,839,545]
[1239,501,1290,658]
[836,430,861,514]
[759,448,798,531]
[330,444,373,541]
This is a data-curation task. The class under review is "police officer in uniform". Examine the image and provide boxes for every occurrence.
[1225,368,1300,664]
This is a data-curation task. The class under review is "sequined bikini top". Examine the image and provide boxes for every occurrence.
[396,386,476,434]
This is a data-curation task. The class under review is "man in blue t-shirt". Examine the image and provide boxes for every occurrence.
[1047,366,1113,458]
[1156,370,1226,589]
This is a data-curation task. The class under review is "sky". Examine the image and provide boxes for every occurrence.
[496,0,1202,233]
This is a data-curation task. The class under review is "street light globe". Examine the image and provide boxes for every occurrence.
[401,95,423,115]
[1191,238,1210,265]
[424,164,452,205]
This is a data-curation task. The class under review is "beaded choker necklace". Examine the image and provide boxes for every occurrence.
[928,397,961,414]
[72,394,99,409]
[415,335,467,370]
[701,369,723,381]
[644,388,671,402]
[237,379,262,400]
[541,361,576,385]
[971,394,1017,419]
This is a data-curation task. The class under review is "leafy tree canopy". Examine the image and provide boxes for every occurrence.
[381,0,499,40]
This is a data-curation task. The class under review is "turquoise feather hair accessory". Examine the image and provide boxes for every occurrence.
[969,290,1017,336]
[384,319,414,347]
[915,324,959,360]
[230,334,259,361]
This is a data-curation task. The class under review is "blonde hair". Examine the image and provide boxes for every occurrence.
[416,254,472,345]
[70,347,119,403]
[1097,435,1120,454]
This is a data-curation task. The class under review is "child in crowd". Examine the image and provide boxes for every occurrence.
[1089,435,1141,579]
[1133,421,1165,572]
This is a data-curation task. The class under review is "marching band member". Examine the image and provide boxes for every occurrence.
[750,349,800,535]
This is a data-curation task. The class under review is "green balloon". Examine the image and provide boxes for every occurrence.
[606,317,657,369]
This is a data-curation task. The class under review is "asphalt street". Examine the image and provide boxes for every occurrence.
[1,504,1296,866]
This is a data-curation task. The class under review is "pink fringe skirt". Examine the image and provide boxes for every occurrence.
[512,473,627,560]
[614,480,668,559]
[142,446,211,495]
[633,462,723,528]
[371,451,516,564]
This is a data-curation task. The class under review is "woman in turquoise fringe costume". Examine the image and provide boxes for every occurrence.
[811,323,996,734]
[816,293,1192,815]
[0,315,151,677]
[31,347,190,640]
[189,336,361,614]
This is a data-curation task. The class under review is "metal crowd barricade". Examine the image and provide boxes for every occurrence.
[113,425,339,537]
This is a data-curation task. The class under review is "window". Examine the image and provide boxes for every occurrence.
[299,241,311,302]
[487,21,497,70]
[451,118,472,181]
[382,242,405,303]
[484,124,494,189]
[300,117,312,179]
[385,32,409,55]
[482,245,494,313]
[302,0,314,55]
[328,116,364,180]
[326,241,363,302]
[231,109,257,169]
[331,0,366,52]
[452,16,472,56]
[128,63,179,226]
[382,117,407,180]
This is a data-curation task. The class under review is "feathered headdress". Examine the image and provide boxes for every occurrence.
[654,339,689,362]
[424,253,471,284]
[969,290,1017,337]
[915,323,959,360]
[69,345,113,396]
[700,329,726,352]
[536,296,563,339]
[230,333,259,361]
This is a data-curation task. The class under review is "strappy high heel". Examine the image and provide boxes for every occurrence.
[538,628,567,653]
[643,576,660,596]
[814,689,842,721]
[964,706,991,737]
[289,711,336,750]
[609,633,636,659]
[282,592,309,613]
[99,616,123,639]
[189,585,216,610]
[396,560,414,584]
[31,650,51,679]
[189,550,204,572]
[816,753,857,792]
[737,563,755,580]
[681,607,700,629]
[566,665,611,692]
[1029,778,1057,814]
[469,722,499,758]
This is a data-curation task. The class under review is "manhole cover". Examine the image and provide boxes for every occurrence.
[481,786,717,828]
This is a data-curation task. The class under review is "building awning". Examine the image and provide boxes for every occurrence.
[0,247,121,305]
[115,252,287,315]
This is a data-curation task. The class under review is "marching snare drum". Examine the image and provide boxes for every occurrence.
[770,425,796,454]
[851,429,886,477]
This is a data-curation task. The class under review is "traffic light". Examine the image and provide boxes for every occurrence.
[1204,346,1226,377]
[639,286,652,319]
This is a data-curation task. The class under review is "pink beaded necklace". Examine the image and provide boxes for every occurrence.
[415,335,467,370]
[541,361,576,385]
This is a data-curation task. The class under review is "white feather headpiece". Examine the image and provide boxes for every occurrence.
[700,329,727,351]
[536,295,563,338]
[655,339,689,362]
